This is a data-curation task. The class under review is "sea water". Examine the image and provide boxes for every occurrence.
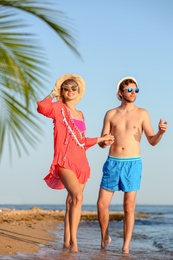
[0,204,173,260]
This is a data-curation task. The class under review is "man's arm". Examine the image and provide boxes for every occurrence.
[98,111,113,148]
[148,118,167,146]
[143,111,167,146]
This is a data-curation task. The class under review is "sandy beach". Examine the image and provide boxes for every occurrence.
[0,207,148,256]
[0,207,59,256]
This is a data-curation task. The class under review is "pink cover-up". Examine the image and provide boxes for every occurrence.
[37,98,97,189]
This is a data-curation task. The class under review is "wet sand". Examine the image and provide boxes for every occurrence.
[0,207,148,255]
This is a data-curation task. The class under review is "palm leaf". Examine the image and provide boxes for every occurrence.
[0,0,80,56]
[0,0,80,158]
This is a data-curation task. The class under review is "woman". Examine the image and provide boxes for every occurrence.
[37,74,114,252]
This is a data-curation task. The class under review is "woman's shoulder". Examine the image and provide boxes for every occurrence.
[53,100,65,109]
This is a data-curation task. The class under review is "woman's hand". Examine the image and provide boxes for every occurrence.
[45,89,58,99]
[98,134,114,148]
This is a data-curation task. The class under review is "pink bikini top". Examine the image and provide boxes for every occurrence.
[73,118,86,132]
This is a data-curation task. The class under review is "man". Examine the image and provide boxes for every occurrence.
[97,76,167,254]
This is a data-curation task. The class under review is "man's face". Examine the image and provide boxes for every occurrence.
[120,83,139,103]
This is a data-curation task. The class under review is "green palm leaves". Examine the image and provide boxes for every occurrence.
[0,0,80,158]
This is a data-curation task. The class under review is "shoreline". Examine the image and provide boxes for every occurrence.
[0,207,149,256]
[0,207,149,222]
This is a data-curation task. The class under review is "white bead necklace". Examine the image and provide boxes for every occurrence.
[61,108,85,149]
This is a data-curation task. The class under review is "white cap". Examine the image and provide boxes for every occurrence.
[116,76,138,101]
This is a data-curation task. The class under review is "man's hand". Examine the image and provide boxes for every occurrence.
[98,134,114,148]
[158,118,168,134]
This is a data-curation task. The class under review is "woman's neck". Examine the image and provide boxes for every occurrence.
[65,102,82,120]
[65,101,76,111]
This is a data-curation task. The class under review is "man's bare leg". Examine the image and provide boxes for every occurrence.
[97,188,114,249]
[122,191,137,254]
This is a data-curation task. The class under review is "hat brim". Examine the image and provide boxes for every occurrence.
[54,74,86,104]
[116,76,138,101]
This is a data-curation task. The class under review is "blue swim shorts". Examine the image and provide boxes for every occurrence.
[100,156,142,192]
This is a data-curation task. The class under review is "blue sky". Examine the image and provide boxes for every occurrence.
[0,0,173,206]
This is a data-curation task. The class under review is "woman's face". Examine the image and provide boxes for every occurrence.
[61,80,79,102]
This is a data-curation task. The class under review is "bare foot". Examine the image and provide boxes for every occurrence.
[70,243,78,253]
[63,243,70,249]
[101,236,112,249]
[122,247,129,254]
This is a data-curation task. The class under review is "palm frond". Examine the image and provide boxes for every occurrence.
[0,1,80,158]
[0,91,43,158]
[0,0,80,57]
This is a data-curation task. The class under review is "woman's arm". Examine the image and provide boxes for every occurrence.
[37,90,58,118]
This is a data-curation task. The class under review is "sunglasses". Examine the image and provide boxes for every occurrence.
[124,87,139,93]
[62,86,78,92]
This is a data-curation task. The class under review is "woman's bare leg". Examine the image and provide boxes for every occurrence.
[63,194,71,248]
[59,167,85,252]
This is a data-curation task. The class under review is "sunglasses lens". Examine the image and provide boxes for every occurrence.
[62,87,78,92]
[127,88,139,93]
[72,88,78,91]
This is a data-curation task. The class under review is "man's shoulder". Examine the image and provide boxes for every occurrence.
[105,107,118,117]
[136,107,150,118]
[137,106,148,113]
[106,106,119,113]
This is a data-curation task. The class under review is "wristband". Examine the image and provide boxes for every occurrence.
[49,90,57,99]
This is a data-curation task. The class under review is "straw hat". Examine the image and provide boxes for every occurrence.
[54,74,86,104]
[116,76,138,101]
